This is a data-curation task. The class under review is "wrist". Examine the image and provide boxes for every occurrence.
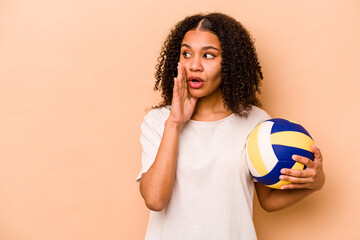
[165,119,183,130]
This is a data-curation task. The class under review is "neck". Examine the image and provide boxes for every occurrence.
[191,88,232,121]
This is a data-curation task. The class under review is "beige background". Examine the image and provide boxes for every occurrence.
[0,0,359,239]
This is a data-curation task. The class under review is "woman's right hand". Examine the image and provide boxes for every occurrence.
[167,62,198,127]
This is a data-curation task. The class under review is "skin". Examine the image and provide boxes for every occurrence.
[255,144,325,212]
[139,30,325,212]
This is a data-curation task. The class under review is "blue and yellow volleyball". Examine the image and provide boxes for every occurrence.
[246,118,314,189]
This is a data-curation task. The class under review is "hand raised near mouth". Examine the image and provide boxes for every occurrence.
[167,62,198,127]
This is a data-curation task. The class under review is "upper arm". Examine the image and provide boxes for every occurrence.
[254,182,273,211]
[136,113,163,182]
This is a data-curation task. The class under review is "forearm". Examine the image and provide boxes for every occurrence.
[265,189,315,212]
[139,120,181,211]
[255,182,316,212]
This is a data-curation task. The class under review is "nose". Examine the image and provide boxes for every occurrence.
[189,56,203,72]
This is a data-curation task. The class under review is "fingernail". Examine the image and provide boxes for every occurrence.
[292,155,297,160]
[280,175,285,180]
[281,169,286,174]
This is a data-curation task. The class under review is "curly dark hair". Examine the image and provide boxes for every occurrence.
[154,12,263,116]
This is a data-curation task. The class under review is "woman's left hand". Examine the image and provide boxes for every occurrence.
[279,144,325,190]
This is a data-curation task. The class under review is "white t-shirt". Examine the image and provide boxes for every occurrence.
[137,106,270,240]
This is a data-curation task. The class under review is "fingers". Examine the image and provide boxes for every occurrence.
[172,77,179,99]
[281,168,308,178]
[279,155,315,188]
[288,145,323,171]
[280,173,314,184]
[292,155,314,168]
[280,154,317,180]
[312,144,323,164]
[280,145,325,190]
[176,64,183,96]
[279,169,316,190]
[177,62,186,81]
[177,62,187,95]
[176,63,183,94]
[280,183,309,190]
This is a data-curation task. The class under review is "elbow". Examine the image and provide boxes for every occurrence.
[259,201,282,212]
[144,197,167,211]
[140,185,168,211]
[139,177,170,211]
[261,205,279,213]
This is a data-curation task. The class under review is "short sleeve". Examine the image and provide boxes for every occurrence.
[136,109,167,183]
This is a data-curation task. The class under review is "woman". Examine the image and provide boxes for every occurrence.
[137,13,325,239]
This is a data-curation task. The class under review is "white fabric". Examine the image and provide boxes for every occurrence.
[137,106,270,240]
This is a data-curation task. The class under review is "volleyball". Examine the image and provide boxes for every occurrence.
[246,118,314,189]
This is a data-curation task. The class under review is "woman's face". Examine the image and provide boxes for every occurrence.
[179,30,222,99]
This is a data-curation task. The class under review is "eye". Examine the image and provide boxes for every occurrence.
[182,51,191,58]
[204,53,215,59]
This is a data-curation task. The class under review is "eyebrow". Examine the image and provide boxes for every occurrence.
[181,43,220,52]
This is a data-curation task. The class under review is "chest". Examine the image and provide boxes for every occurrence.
[176,122,250,178]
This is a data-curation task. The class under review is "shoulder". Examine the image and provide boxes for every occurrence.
[246,106,271,122]
[231,106,271,132]
[141,106,170,133]
[144,106,170,123]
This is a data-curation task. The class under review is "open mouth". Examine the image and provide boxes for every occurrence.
[188,77,203,88]
[189,77,203,83]
[190,79,201,83]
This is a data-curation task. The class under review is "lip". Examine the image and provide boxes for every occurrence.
[188,77,204,89]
